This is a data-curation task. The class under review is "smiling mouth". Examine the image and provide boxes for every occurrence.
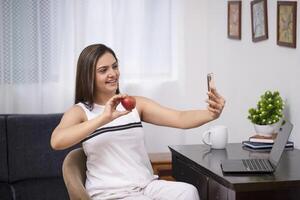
[106,79,118,85]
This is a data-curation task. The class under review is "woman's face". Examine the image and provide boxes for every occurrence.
[94,52,120,95]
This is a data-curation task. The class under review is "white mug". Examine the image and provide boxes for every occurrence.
[202,125,228,149]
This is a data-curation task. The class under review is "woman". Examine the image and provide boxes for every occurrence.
[51,44,225,200]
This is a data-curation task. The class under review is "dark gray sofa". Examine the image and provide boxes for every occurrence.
[0,114,78,200]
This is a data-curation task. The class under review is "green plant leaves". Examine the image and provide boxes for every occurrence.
[248,90,284,125]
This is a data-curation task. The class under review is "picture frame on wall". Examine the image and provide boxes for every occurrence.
[228,1,242,40]
[251,0,268,42]
[277,1,297,48]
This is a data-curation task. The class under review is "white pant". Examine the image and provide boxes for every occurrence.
[120,180,200,200]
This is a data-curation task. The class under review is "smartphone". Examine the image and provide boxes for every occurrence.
[207,73,215,92]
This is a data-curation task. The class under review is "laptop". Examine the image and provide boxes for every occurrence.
[221,121,293,173]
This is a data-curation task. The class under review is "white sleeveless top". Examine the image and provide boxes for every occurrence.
[77,103,157,200]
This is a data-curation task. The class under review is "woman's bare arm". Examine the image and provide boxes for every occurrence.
[50,94,130,150]
[136,88,225,129]
[50,106,109,150]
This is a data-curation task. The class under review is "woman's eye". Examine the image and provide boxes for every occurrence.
[113,65,118,69]
[98,68,106,73]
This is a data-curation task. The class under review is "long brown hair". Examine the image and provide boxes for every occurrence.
[75,44,120,109]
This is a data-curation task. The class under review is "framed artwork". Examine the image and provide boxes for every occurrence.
[251,0,268,42]
[228,1,242,40]
[277,1,297,48]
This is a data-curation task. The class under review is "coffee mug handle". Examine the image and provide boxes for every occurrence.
[202,130,212,146]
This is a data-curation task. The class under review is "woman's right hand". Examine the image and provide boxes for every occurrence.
[102,94,131,122]
[206,88,225,119]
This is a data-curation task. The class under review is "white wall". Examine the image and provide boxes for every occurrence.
[201,0,300,148]
[149,0,300,152]
[133,0,300,153]
[180,0,211,143]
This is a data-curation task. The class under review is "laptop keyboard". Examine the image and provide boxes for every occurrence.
[242,159,273,171]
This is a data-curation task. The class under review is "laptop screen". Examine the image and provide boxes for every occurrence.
[269,121,293,167]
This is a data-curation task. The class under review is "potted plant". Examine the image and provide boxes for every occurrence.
[248,90,284,136]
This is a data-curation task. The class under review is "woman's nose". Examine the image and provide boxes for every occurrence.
[107,67,116,77]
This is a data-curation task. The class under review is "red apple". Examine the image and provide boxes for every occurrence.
[121,96,136,111]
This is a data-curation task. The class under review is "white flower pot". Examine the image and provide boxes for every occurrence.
[253,120,282,136]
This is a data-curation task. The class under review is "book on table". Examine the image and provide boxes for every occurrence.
[249,133,277,143]
[242,145,294,152]
[242,140,294,149]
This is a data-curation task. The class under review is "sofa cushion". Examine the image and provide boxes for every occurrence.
[7,114,75,182]
[0,182,13,200]
[12,177,68,200]
[0,116,8,181]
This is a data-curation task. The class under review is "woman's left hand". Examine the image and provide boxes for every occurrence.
[206,88,225,119]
